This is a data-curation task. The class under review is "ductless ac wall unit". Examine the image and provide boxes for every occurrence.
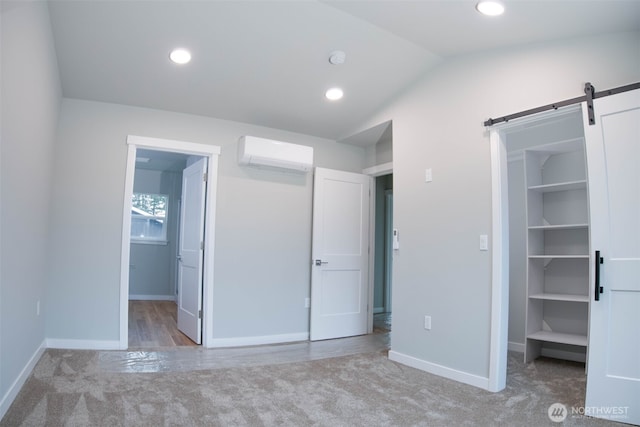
[237,136,314,173]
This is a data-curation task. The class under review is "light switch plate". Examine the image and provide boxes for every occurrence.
[424,315,432,330]
[425,168,433,183]
[480,234,489,251]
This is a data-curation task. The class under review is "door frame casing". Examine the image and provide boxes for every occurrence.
[120,135,220,349]
[488,128,509,392]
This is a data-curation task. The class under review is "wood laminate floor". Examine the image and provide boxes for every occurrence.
[373,312,392,332]
[128,300,197,348]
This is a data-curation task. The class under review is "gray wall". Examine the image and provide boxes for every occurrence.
[46,99,366,342]
[129,169,183,298]
[0,0,61,407]
[347,31,640,379]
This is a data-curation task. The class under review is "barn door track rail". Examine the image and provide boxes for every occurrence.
[484,81,640,127]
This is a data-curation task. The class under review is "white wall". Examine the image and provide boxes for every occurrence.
[348,31,640,382]
[364,125,393,169]
[46,99,365,343]
[0,0,61,414]
[507,158,526,349]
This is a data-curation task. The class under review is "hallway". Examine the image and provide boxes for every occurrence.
[128,300,197,348]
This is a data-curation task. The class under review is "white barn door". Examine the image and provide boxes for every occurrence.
[310,168,371,341]
[583,89,640,424]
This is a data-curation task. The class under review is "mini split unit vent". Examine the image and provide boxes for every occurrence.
[237,136,314,173]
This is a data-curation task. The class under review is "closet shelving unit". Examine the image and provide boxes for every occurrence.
[524,137,590,363]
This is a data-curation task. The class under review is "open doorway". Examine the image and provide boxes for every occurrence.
[372,174,393,333]
[119,135,221,350]
[128,148,205,348]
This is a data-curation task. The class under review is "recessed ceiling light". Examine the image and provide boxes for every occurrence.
[476,1,504,16]
[169,48,191,64]
[325,88,344,101]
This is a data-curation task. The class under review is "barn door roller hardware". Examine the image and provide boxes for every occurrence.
[484,81,640,127]
[584,82,596,125]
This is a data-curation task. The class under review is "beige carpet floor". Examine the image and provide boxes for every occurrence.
[0,349,623,426]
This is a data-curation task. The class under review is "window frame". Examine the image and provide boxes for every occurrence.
[130,192,169,245]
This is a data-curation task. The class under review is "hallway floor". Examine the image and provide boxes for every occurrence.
[128,300,197,348]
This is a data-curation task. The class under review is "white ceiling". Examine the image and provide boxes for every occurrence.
[47,0,640,140]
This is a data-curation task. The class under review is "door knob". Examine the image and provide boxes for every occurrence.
[315,259,328,266]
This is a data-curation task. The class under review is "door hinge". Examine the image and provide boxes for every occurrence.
[201,241,204,250]
[203,172,208,182]
[198,310,202,319]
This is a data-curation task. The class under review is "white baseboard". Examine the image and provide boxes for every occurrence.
[46,339,121,350]
[388,350,490,391]
[128,294,176,301]
[209,332,309,348]
[508,341,525,352]
[0,340,46,420]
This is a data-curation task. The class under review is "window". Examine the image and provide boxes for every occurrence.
[131,193,168,243]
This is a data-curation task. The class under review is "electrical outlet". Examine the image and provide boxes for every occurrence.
[424,315,431,330]
[305,298,310,308]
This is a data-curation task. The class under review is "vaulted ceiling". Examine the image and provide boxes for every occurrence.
[47,0,640,140]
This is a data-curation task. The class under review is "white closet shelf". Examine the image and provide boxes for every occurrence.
[529,293,589,303]
[528,223,588,230]
[528,255,589,260]
[519,113,589,364]
[528,180,587,193]
[527,137,585,155]
[527,331,587,347]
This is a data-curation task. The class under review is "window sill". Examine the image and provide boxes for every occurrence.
[131,239,169,246]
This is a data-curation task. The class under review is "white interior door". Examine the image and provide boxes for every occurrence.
[310,167,370,341]
[177,157,207,344]
[583,89,640,424]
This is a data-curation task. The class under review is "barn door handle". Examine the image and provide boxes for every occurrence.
[594,250,604,301]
